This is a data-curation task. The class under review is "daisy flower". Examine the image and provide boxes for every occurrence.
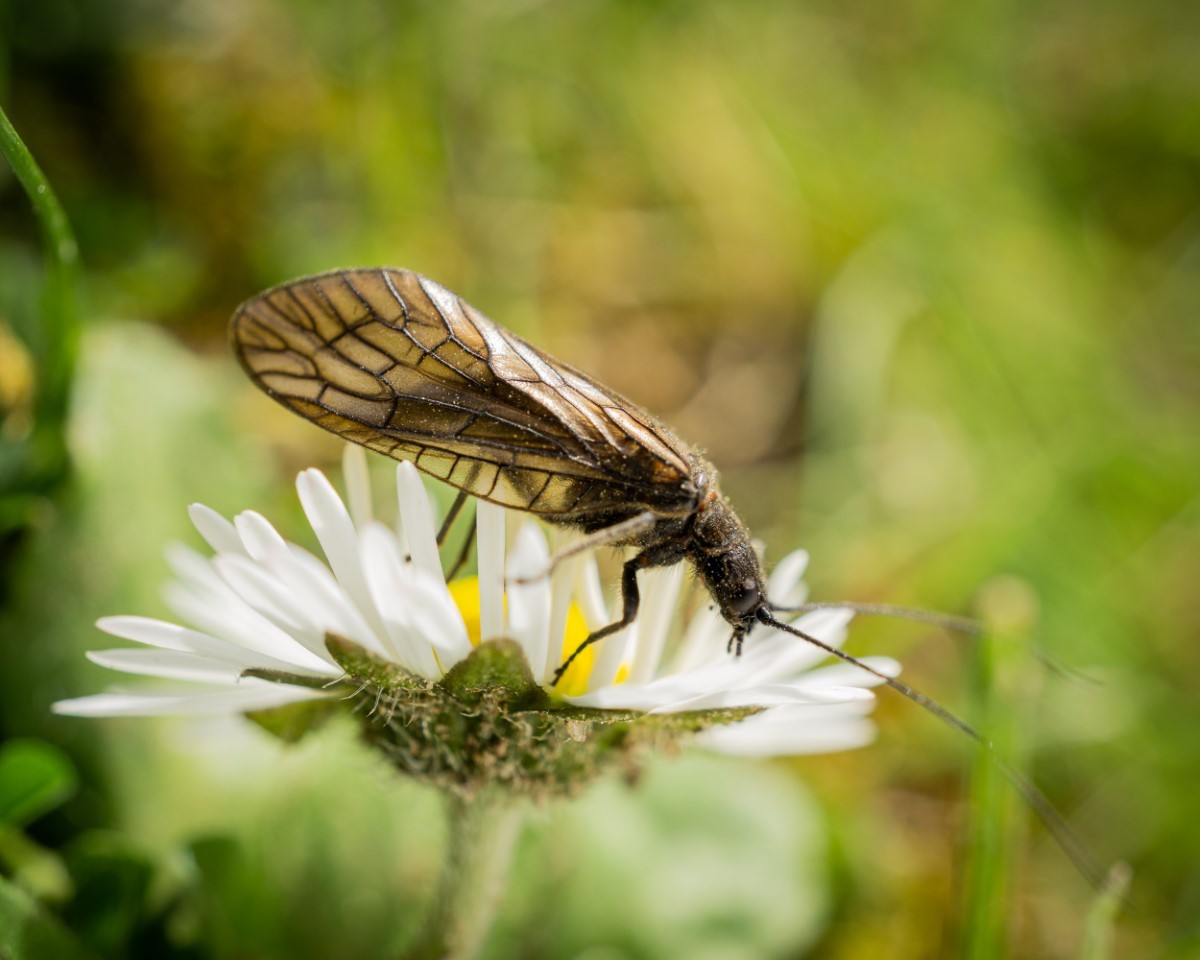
[55,446,898,794]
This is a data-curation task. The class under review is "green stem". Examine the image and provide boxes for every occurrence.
[0,100,80,488]
[1079,863,1131,960]
[962,577,1036,959]
[403,793,524,960]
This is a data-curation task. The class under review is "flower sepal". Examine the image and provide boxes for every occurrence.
[439,638,548,710]
[324,632,428,696]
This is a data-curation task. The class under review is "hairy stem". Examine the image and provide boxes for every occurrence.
[403,793,524,960]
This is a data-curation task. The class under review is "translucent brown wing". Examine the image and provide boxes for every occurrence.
[230,268,699,518]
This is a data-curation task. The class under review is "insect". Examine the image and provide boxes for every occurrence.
[230,266,767,682]
[230,267,1102,886]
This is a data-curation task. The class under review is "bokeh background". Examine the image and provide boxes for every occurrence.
[2,0,1199,957]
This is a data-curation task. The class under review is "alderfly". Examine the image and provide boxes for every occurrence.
[230,267,1104,886]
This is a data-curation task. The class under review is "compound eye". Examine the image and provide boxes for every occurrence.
[729,580,760,616]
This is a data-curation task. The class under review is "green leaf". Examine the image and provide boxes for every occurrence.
[61,834,153,958]
[244,698,344,744]
[0,874,94,960]
[0,740,78,828]
[0,825,72,904]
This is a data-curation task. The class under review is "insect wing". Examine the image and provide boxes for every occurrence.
[230,268,697,517]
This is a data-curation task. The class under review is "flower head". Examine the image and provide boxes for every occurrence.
[56,447,898,794]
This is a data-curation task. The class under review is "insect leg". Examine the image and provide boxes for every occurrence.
[436,489,470,547]
[726,625,747,656]
[443,510,477,582]
[514,510,658,585]
[551,552,648,687]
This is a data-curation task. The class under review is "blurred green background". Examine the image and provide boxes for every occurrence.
[2,0,1199,957]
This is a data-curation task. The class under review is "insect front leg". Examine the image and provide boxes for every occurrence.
[436,489,477,581]
[443,511,477,581]
[514,510,658,585]
[436,489,470,546]
[551,552,649,687]
[726,625,747,656]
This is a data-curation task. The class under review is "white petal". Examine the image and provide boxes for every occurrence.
[670,599,728,673]
[505,524,552,680]
[86,649,247,684]
[215,559,360,670]
[95,616,332,676]
[585,554,636,691]
[52,682,329,717]
[271,544,392,660]
[97,615,207,653]
[545,530,577,683]
[406,567,472,665]
[733,609,855,686]
[650,682,875,713]
[207,554,343,671]
[164,542,235,596]
[197,524,388,666]
[296,469,390,649]
[360,523,442,678]
[477,500,506,643]
[233,510,290,566]
[587,619,636,691]
[766,549,810,608]
[698,704,878,756]
[343,444,373,528]
[187,503,245,556]
[620,650,750,700]
[162,577,335,672]
[573,551,609,630]
[567,677,873,712]
[641,611,858,702]
[735,699,877,724]
[793,657,901,689]
[213,554,322,644]
[394,463,442,585]
[626,564,684,685]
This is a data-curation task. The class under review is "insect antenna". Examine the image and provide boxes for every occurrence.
[754,607,1111,893]
[770,601,983,636]
[771,601,1102,684]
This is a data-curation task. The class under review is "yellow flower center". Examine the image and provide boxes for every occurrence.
[448,576,609,696]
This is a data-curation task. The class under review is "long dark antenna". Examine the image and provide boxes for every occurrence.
[772,601,1103,685]
[755,607,1109,892]
[770,601,983,635]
